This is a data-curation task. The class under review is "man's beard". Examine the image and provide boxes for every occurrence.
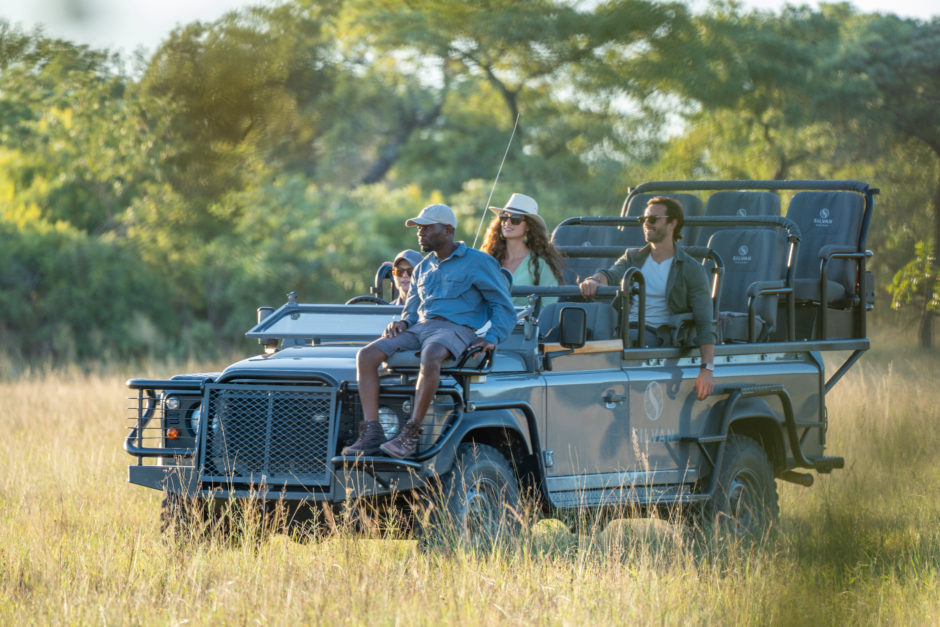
[645,229,666,244]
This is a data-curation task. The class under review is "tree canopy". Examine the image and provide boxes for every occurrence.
[0,1,937,365]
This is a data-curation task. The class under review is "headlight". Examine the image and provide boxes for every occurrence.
[164,396,180,410]
[377,406,400,438]
[189,404,202,436]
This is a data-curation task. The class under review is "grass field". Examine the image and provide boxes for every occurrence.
[1,335,938,625]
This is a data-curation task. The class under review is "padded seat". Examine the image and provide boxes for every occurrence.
[786,191,865,307]
[705,229,788,342]
[623,192,704,218]
[695,191,781,247]
[385,346,488,372]
[538,302,617,342]
[551,223,642,284]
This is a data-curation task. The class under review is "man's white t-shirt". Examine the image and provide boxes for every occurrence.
[629,254,672,327]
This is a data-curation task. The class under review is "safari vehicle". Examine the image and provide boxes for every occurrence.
[125,179,877,542]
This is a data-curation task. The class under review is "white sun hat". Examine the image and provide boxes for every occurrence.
[488,193,544,226]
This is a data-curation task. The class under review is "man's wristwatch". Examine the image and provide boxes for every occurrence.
[700,362,714,372]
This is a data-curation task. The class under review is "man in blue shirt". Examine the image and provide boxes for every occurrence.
[344,203,516,459]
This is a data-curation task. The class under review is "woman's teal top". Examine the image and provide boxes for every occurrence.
[510,255,558,307]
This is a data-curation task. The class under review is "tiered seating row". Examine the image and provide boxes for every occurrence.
[547,182,875,343]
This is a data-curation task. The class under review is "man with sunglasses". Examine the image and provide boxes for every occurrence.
[579,196,716,400]
[345,203,516,458]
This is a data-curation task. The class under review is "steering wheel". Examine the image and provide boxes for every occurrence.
[345,295,389,305]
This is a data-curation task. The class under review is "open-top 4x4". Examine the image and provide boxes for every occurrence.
[125,179,876,542]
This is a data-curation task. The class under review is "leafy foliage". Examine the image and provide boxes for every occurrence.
[0,2,937,361]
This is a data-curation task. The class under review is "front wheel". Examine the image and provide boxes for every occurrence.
[699,435,779,538]
[418,443,521,551]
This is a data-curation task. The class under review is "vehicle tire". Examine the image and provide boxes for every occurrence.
[344,295,389,305]
[418,442,521,551]
[699,434,779,539]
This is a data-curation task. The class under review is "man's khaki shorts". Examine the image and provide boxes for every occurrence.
[369,318,478,360]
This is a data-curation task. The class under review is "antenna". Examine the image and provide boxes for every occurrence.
[472,114,520,248]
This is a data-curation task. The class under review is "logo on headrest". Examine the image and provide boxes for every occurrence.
[736,208,747,216]
[814,207,833,227]
[643,381,664,421]
[733,245,752,264]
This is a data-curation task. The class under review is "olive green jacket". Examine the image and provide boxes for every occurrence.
[598,244,717,347]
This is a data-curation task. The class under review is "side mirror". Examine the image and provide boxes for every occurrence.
[558,307,586,349]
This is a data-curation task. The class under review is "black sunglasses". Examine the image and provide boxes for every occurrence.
[499,213,524,225]
[638,215,669,225]
[392,266,413,277]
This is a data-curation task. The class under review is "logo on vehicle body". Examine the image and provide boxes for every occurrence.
[736,208,748,216]
[814,207,833,227]
[733,245,752,264]
[643,381,664,421]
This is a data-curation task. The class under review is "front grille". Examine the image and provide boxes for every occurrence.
[198,383,336,487]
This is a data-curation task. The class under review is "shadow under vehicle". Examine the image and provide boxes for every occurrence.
[125,179,877,543]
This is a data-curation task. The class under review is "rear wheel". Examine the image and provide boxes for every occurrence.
[700,435,778,538]
[418,443,521,551]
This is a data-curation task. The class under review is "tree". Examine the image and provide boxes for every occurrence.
[623,4,859,180]
[337,0,692,207]
[0,24,164,234]
[140,4,335,204]
[848,16,940,346]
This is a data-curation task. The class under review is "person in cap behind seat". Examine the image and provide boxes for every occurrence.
[579,196,716,400]
[344,203,516,459]
[481,193,564,307]
[390,249,423,305]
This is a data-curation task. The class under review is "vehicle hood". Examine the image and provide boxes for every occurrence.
[218,344,362,384]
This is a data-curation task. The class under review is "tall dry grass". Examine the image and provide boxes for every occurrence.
[1,334,938,624]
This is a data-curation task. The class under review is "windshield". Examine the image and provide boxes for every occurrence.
[247,304,399,343]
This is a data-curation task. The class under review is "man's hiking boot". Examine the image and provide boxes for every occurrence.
[342,420,387,456]
[379,420,423,459]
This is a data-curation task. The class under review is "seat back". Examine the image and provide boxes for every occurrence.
[538,302,617,342]
[786,191,864,302]
[623,192,704,218]
[695,191,781,247]
[705,228,787,342]
[551,223,640,284]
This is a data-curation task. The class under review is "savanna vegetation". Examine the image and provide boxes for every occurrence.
[2,5,938,621]
[0,0,937,371]
[0,329,937,623]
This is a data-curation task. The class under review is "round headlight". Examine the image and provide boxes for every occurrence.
[189,404,202,436]
[377,406,400,438]
[164,396,180,411]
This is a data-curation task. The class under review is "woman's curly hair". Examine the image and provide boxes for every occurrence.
[481,214,565,285]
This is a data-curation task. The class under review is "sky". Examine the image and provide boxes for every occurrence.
[0,0,936,55]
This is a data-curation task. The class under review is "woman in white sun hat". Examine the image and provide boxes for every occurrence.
[481,193,564,306]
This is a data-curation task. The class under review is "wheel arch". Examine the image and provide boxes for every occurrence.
[727,412,786,476]
[433,408,543,500]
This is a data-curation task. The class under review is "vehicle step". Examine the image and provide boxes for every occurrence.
[551,485,691,509]
[813,456,844,473]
